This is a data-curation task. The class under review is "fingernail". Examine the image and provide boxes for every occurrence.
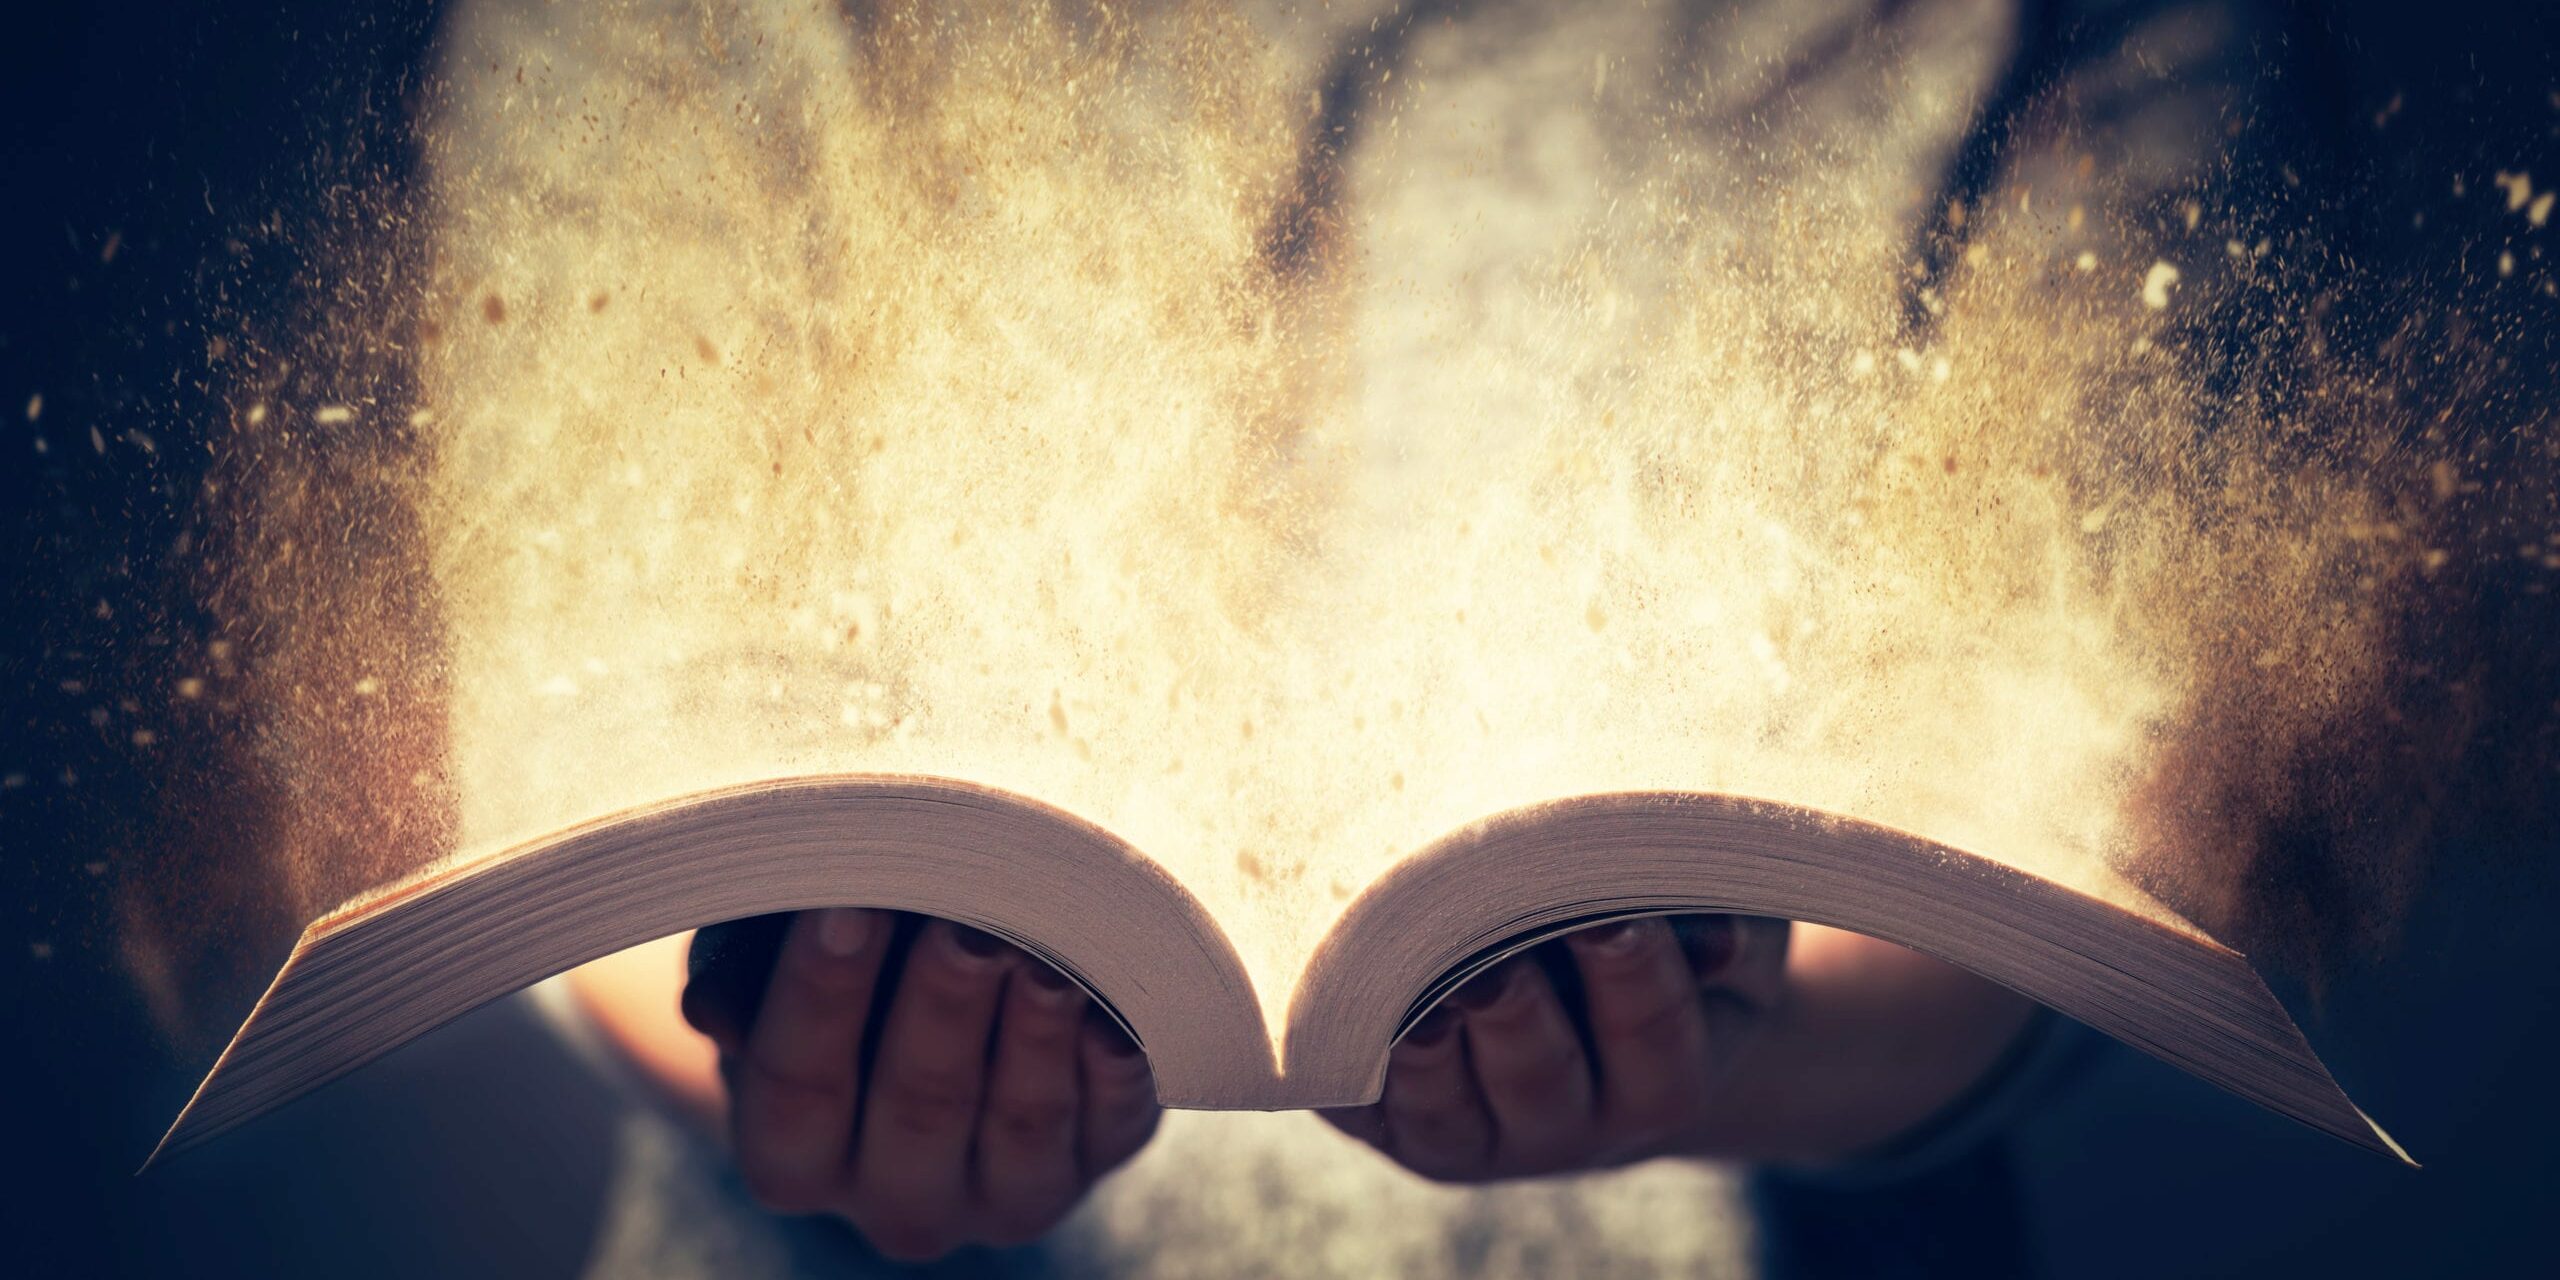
[1678,915,1738,975]
[1570,918,1648,955]
[1402,1006,1456,1048]
[950,923,1008,961]
[815,908,873,957]
[1450,964,1514,1011]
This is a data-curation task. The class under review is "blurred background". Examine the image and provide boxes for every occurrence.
[6,2,2555,1275]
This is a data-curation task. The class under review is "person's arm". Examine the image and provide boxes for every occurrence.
[1319,917,2039,1179]
[574,910,1160,1262]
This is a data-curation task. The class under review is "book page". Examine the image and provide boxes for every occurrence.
[235,0,2427,1015]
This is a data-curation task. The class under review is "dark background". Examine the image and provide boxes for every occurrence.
[5,3,2555,1275]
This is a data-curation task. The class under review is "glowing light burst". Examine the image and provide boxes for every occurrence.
[384,0,2412,1011]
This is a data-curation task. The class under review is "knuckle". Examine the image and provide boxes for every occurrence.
[986,1094,1077,1150]
[738,1055,854,1117]
[1484,1036,1582,1093]
[872,1068,981,1138]
[1596,985,1701,1053]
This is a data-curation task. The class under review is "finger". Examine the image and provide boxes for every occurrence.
[972,960,1091,1244]
[729,908,890,1213]
[1075,1008,1161,1179]
[1689,916,1792,1013]
[1565,917,1713,1146]
[681,914,791,1058]
[847,919,1014,1260]
[1447,956,1594,1170]
[1374,1004,1494,1181]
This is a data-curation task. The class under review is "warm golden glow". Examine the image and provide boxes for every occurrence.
[337,0,2423,1018]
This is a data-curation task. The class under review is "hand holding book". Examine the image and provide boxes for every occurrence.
[639,902,2044,1261]
[674,910,1160,1261]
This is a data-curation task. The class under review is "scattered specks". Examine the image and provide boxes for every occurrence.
[2495,171,2533,212]
[2141,261,2181,310]
[314,405,355,426]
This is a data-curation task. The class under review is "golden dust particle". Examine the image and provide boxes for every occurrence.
[2066,203,2085,231]
[1237,849,1265,883]
[1048,690,1069,735]
[1239,717,1255,741]
[1849,350,1878,377]
[244,403,268,427]
[694,335,720,363]
[89,425,105,454]
[482,292,508,325]
[22,393,39,422]
[314,405,355,425]
[2495,171,2532,212]
[208,639,233,661]
[1585,599,1607,632]
[2075,250,2098,272]
[100,230,121,263]
[2079,507,2110,534]
[352,676,383,696]
[589,291,610,312]
[2422,548,2452,571]
[2499,251,2517,278]
[130,728,157,747]
[2533,193,2555,228]
[2181,200,2202,232]
[2141,260,2182,310]
[1389,772,1405,791]
[2432,460,2460,501]
[411,769,433,787]
[1945,199,1967,230]
[408,408,436,428]
[174,677,204,699]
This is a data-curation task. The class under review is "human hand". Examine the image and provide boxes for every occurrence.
[1320,913,1790,1182]
[680,910,1160,1260]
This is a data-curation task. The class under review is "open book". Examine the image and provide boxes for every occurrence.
[151,775,2406,1167]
